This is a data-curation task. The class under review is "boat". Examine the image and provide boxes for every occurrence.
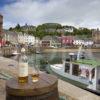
[12,50,20,55]
[36,50,41,54]
[35,46,42,54]
[49,45,100,95]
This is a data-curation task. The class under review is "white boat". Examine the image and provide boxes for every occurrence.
[35,47,42,54]
[49,52,100,94]
[36,51,41,54]
[49,45,100,94]
[12,50,20,55]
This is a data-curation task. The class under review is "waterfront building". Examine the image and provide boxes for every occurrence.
[41,36,52,47]
[3,30,18,44]
[83,39,93,47]
[18,33,36,45]
[73,38,93,47]
[41,36,61,48]
[41,35,59,48]
[58,35,74,46]
[3,30,37,45]
[41,40,50,47]
[92,29,100,44]
[73,39,84,46]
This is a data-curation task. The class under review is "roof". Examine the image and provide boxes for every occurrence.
[3,30,18,37]
[42,35,53,40]
[75,59,100,67]
[59,36,75,40]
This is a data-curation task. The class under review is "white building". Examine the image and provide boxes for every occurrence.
[73,39,84,46]
[83,41,93,47]
[18,33,36,45]
[3,30,40,46]
[64,28,73,32]
[73,39,93,47]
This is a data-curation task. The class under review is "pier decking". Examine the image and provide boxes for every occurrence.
[58,79,100,100]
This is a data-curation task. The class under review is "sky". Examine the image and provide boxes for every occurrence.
[0,0,100,29]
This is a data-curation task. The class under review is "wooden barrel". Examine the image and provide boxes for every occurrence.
[6,73,59,100]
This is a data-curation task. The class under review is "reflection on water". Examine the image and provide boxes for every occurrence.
[93,52,100,61]
[27,52,100,70]
[28,52,69,65]
[11,51,100,71]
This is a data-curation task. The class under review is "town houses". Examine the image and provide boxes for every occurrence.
[57,35,93,47]
[58,35,74,46]
[1,29,94,48]
[3,30,38,45]
[73,38,93,47]
[0,14,98,48]
[0,31,94,48]
[41,36,61,48]
[3,30,18,44]
[92,29,100,44]
[18,32,36,45]
[92,29,100,47]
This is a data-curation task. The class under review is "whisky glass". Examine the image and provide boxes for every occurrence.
[31,64,39,82]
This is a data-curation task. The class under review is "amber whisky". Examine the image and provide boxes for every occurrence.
[31,73,39,82]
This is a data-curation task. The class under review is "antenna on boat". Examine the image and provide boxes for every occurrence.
[77,45,82,60]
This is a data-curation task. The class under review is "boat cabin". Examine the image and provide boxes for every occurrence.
[63,56,100,91]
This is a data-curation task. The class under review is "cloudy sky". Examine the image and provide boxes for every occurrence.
[0,0,100,29]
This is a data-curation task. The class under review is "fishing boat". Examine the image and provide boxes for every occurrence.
[50,45,100,95]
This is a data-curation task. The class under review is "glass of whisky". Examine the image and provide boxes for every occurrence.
[31,65,39,82]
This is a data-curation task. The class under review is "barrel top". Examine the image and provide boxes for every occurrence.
[6,73,58,96]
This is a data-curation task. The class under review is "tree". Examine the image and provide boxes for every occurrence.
[9,27,13,31]
[73,28,92,37]
[15,24,21,32]
[28,30,35,35]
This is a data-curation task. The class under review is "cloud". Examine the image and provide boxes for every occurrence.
[1,0,100,29]
[3,21,16,29]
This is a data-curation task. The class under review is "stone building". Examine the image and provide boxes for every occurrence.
[92,29,100,44]
[3,30,18,44]
[0,14,3,35]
